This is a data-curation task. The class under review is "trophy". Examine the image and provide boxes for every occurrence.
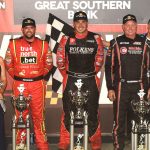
[131,89,150,150]
[11,84,31,150]
[74,134,84,150]
[69,79,89,150]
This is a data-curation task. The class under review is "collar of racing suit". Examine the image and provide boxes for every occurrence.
[75,31,88,39]
[22,36,36,43]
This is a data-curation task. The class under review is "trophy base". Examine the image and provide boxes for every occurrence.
[74,146,84,150]
[138,145,146,150]
[16,143,27,150]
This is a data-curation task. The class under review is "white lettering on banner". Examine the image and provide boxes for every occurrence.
[35,1,70,10]
[73,1,131,10]
[0,2,6,9]
[34,1,131,20]
[34,1,131,10]
[68,10,98,19]
[68,11,74,19]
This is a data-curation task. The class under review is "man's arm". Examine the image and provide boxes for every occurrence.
[43,41,53,76]
[56,35,68,77]
[105,39,116,101]
[145,38,150,100]
[94,35,104,73]
[5,40,15,78]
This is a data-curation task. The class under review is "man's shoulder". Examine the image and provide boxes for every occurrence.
[109,35,125,48]
[109,35,124,45]
[135,34,149,46]
[88,32,102,41]
[88,31,100,37]
[136,34,145,40]
[110,37,118,47]
[139,33,147,38]
[34,37,49,45]
[9,36,23,42]
[115,34,125,40]
[35,37,44,42]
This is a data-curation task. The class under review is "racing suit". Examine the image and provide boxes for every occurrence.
[105,34,150,150]
[5,37,53,150]
[57,31,104,150]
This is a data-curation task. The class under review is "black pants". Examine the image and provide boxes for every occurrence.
[113,82,142,150]
[0,106,6,150]
[62,75,99,137]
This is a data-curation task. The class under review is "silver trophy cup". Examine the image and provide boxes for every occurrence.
[69,79,89,150]
[11,84,31,150]
[131,89,150,150]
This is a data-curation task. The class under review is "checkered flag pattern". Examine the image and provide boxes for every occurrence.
[45,79,62,106]
[45,13,74,94]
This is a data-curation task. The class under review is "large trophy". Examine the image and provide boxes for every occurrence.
[11,84,31,150]
[131,89,150,150]
[69,79,89,150]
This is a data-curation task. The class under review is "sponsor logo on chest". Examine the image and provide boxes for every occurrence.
[120,47,128,54]
[120,46,143,55]
[20,46,37,64]
[128,47,142,54]
[69,46,94,54]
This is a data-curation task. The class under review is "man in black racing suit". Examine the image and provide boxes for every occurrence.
[57,11,104,150]
[105,14,150,150]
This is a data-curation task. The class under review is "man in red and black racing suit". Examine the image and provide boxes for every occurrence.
[105,14,150,150]
[57,11,104,150]
[5,18,53,150]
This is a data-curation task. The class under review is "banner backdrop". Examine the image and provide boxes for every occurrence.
[0,0,149,136]
[14,0,150,24]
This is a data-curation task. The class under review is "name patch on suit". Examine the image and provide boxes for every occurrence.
[21,56,37,64]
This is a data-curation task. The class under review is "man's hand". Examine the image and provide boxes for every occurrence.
[108,90,116,101]
[147,88,150,101]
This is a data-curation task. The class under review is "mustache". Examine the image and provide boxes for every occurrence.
[24,34,35,39]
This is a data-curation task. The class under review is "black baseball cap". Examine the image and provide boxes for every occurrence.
[73,11,88,22]
[123,14,137,24]
[22,18,36,28]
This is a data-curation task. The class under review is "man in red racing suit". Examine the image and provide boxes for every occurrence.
[5,18,53,150]
[57,11,104,150]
